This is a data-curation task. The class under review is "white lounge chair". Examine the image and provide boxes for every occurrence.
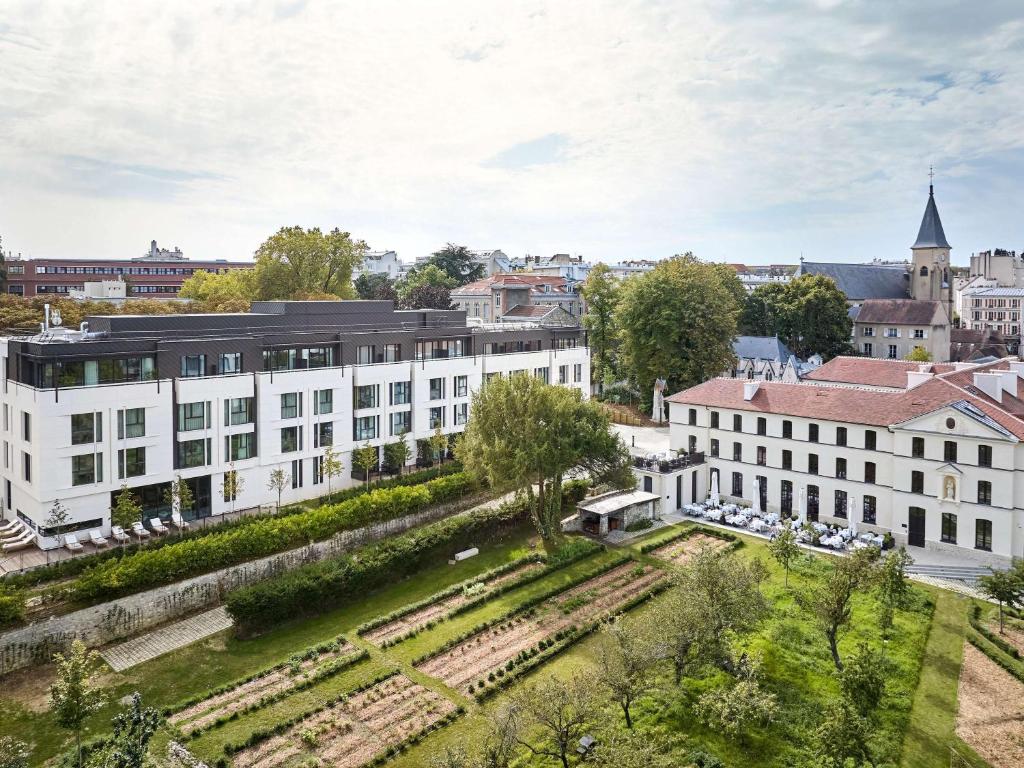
[64,534,84,553]
[170,511,190,531]
[89,530,109,548]
[2,530,35,552]
[149,518,169,536]
[111,526,130,544]
[0,519,19,535]
[0,523,27,542]
[131,522,151,540]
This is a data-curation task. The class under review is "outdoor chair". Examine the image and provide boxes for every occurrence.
[0,519,19,535]
[64,534,84,553]
[111,526,130,544]
[89,530,109,548]
[2,530,34,552]
[170,511,190,531]
[131,521,152,540]
[149,518,170,536]
[0,523,27,542]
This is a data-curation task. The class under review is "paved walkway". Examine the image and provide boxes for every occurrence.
[100,607,233,672]
[611,423,670,456]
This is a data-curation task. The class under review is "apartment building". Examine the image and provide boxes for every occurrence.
[0,301,589,548]
[667,356,1024,565]
[960,287,1024,353]
[451,275,583,320]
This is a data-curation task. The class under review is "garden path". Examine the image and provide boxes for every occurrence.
[100,607,232,672]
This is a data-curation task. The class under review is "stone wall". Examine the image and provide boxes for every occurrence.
[0,492,492,676]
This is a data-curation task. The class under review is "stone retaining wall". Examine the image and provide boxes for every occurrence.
[0,492,492,676]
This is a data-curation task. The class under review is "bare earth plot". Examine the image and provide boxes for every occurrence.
[956,643,1024,768]
[648,533,730,566]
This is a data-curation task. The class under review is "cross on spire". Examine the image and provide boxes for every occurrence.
[929,164,935,193]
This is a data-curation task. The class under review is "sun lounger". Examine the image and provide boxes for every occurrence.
[111,526,130,544]
[131,522,151,540]
[0,523,27,542]
[149,517,169,535]
[170,511,190,531]
[2,530,35,552]
[89,530,109,548]
[0,519,19,535]
[64,533,84,553]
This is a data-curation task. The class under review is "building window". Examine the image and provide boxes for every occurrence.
[733,414,742,432]
[181,354,206,377]
[710,439,719,457]
[454,403,469,425]
[291,459,304,489]
[178,402,208,432]
[731,472,743,497]
[280,426,301,453]
[315,390,333,415]
[836,427,847,447]
[390,381,411,405]
[756,446,767,466]
[383,344,400,362]
[711,411,719,429]
[975,519,992,551]
[558,365,568,384]
[912,436,925,458]
[864,461,876,485]
[573,364,583,383]
[177,439,209,468]
[71,413,100,445]
[808,423,819,443]
[357,345,375,365]
[885,328,898,338]
[834,489,847,518]
[782,449,792,470]
[21,412,30,442]
[118,447,145,479]
[887,345,897,359]
[226,432,255,461]
[863,326,875,337]
[455,376,469,398]
[223,470,239,502]
[226,397,254,426]
[690,409,698,426]
[429,378,445,400]
[863,342,873,356]
[22,452,30,483]
[390,411,410,436]
[733,442,742,462]
[353,415,377,441]
[71,453,99,486]
[757,417,767,436]
[911,470,924,494]
[808,453,818,475]
[944,441,958,463]
[978,480,992,506]
[315,422,333,448]
[118,408,145,439]
[865,430,876,451]
[941,512,957,544]
[429,407,445,429]
[280,393,302,419]
[782,420,792,439]
[219,352,242,374]
[534,367,549,383]
[780,480,793,514]
[808,485,819,519]
[978,444,992,467]
[835,457,847,479]
[354,384,378,410]
[913,329,925,339]
[863,495,876,524]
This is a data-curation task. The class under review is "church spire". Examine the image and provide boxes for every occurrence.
[912,171,950,249]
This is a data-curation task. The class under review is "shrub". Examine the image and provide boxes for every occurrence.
[624,518,654,532]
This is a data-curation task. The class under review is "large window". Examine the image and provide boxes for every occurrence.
[280,426,301,453]
[263,347,335,371]
[732,442,742,462]
[219,352,242,374]
[429,378,445,401]
[711,411,719,429]
[226,432,255,461]
[178,402,208,432]
[429,407,445,429]
[862,495,876,524]
[415,339,465,360]
[390,381,411,405]
[864,430,877,450]
[834,489,847,518]
[782,449,792,470]
[757,417,767,436]
[733,414,742,432]
[315,389,333,415]
[535,367,550,383]
[756,446,766,466]
[808,485,819,519]
[975,519,992,551]
[912,436,925,458]
[731,472,743,497]
[911,471,924,494]
[390,411,411,436]
[835,457,847,479]
[118,408,145,439]
[357,345,374,364]
[808,423,819,443]
[782,420,792,439]
[71,413,100,445]
[181,354,206,378]
[354,415,378,441]
[118,447,145,479]
[454,403,469,425]
[944,440,958,463]
[177,439,209,468]
[281,392,302,419]
[315,422,333,448]
[354,384,379,410]
[836,427,847,446]
[864,462,876,484]
[71,453,100,486]
[808,453,818,475]
[455,376,469,398]
[226,397,254,426]
[978,444,992,467]
[780,480,793,514]
[383,344,400,362]
[941,512,957,544]
[978,480,992,506]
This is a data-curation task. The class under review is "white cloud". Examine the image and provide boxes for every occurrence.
[1,0,1023,265]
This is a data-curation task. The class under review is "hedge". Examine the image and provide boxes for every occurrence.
[225,496,530,632]
[970,604,1022,661]
[639,524,738,555]
[71,471,480,603]
[966,631,1024,685]
[3,463,464,592]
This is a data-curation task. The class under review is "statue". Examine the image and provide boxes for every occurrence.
[50,308,62,327]
[653,378,667,424]
[944,476,956,500]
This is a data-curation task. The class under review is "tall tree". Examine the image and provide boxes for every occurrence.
[85,693,159,768]
[427,243,485,285]
[353,443,378,485]
[590,730,676,768]
[617,255,742,407]
[321,444,343,498]
[800,548,878,670]
[457,374,631,540]
[876,548,913,635]
[738,282,789,337]
[839,642,890,720]
[397,264,456,310]
[740,275,852,360]
[253,226,366,300]
[50,640,105,768]
[510,673,601,768]
[162,475,195,520]
[595,615,661,728]
[109,486,142,538]
[354,272,398,302]
[580,263,621,386]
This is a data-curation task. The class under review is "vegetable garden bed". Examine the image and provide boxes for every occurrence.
[647,531,732,565]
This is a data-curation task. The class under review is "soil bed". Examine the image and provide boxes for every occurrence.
[956,642,1024,768]
[648,532,730,565]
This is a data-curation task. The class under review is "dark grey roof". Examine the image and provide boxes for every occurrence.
[732,335,794,362]
[796,262,908,301]
[913,186,951,249]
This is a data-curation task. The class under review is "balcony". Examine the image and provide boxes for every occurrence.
[632,452,705,473]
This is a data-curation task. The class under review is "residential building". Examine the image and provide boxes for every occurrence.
[358,250,402,279]
[853,300,950,361]
[451,274,583,321]
[0,300,589,548]
[724,336,819,381]
[3,241,252,298]
[958,287,1024,353]
[667,355,1024,565]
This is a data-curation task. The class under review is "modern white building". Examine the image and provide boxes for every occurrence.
[667,355,1024,565]
[358,250,402,279]
[0,301,589,549]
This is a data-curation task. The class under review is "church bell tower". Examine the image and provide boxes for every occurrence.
[910,172,952,319]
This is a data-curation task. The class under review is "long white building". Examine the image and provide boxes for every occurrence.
[667,356,1024,565]
[0,301,589,548]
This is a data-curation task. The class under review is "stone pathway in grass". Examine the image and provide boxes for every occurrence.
[907,573,986,601]
[100,607,233,672]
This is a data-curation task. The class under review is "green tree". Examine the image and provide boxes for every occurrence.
[839,642,890,719]
[429,427,448,466]
[978,566,1023,633]
[220,466,244,513]
[427,243,484,285]
[595,614,661,728]
[738,282,789,337]
[739,275,852,360]
[697,657,778,742]
[354,272,398,302]
[44,499,71,553]
[768,525,800,587]
[617,255,742,407]
[177,269,254,312]
[457,374,631,540]
[353,443,378,485]
[510,672,601,768]
[905,346,932,362]
[267,468,289,512]
[800,548,878,670]
[85,692,159,768]
[162,475,195,520]
[382,439,411,475]
[252,226,366,300]
[0,736,30,768]
[322,444,343,498]
[580,262,621,386]
[811,698,871,765]
[50,640,105,768]
[109,486,142,538]
[590,730,676,768]
[397,264,456,309]
[876,548,913,635]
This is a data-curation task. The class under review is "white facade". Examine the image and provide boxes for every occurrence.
[358,250,402,279]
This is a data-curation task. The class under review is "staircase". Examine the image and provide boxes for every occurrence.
[905,563,996,587]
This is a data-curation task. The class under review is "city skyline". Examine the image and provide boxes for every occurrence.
[2,1,1024,266]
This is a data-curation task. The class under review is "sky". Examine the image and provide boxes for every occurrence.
[2,0,1024,268]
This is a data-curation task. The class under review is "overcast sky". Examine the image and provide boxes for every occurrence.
[2,1,1023,267]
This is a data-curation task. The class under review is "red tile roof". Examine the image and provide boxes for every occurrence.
[804,356,927,388]
[455,275,569,294]
[854,299,946,325]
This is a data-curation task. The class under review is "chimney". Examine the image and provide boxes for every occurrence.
[906,370,933,389]
[972,372,1003,402]
[743,381,760,401]
[998,369,1019,399]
